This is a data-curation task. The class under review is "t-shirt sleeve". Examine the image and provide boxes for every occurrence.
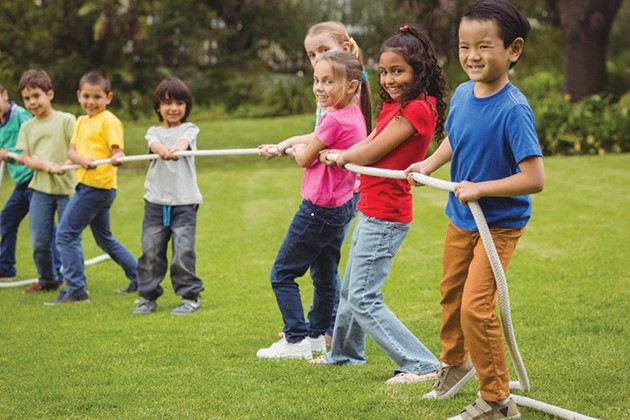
[315,113,342,147]
[401,99,435,137]
[145,126,159,148]
[15,122,30,151]
[103,116,124,150]
[64,114,76,141]
[181,123,200,150]
[506,104,542,163]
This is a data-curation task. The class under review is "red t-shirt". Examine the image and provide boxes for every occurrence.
[358,97,437,223]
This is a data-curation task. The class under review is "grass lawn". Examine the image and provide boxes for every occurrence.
[1,114,628,419]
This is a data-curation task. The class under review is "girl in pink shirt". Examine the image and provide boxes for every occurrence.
[256,51,371,359]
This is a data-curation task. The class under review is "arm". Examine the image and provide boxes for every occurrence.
[110,145,125,166]
[335,115,415,168]
[405,137,453,185]
[258,133,315,159]
[291,136,327,168]
[149,138,189,161]
[67,143,95,169]
[454,155,545,205]
[22,150,64,175]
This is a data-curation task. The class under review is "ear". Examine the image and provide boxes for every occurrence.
[341,41,351,52]
[347,79,359,94]
[47,89,54,101]
[106,91,113,104]
[76,89,81,102]
[509,37,525,64]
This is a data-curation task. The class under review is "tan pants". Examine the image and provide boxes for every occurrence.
[439,221,523,401]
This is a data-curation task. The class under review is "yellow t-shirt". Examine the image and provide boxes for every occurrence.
[71,110,124,189]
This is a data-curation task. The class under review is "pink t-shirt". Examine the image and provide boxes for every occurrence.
[358,97,437,223]
[301,104,366,208]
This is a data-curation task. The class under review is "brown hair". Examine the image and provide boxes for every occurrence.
[306,21,364,64]
[152,77,193,123]
[78,70,112,93]
[18,69,53,92]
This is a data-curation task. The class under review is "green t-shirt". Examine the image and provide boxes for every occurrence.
[16,110,76,195]
[0,103,33,185]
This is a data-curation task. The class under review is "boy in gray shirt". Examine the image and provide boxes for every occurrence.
[133,77,204,315]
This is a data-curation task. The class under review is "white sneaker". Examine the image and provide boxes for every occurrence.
[385,370,438,385]
[307,335,326,354]
[256,338,312,359]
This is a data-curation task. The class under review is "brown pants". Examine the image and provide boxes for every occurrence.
[439,221,523,401]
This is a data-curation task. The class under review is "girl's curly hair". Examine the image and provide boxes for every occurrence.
[378,25,447,142]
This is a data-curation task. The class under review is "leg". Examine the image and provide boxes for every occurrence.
[461,227,522,402]
[169,205,204,300]
[137,201,170,301]
[29,191,57,284]
[88,188,138,285]
[343,215,439,374]
[0,182,31,277]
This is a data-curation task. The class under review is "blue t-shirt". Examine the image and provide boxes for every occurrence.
[445,81,542,230]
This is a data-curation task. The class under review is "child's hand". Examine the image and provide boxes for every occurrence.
[453,180,481,205]
[318,149,339,166]
[48,163,65,175]
[258,144,278,160]
[14,154,25,165]
[111,152,125,167]
[276,140,293,156]
[405,161,431,186]
[82,158,96,170]
[0,149,8,161]
[157,147,179,161]
[334,151,349,168]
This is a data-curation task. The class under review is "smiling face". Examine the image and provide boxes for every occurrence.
[378,49,414,102]
[158,96,187,128]
[77,82,112,117]
[20,86,54,119]
[304,33,349,69]
[312,60,355,110]
[458,18,523,97]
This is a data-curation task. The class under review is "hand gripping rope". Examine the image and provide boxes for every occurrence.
[2,147,597,419]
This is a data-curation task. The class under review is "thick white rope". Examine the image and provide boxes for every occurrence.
[2,146,597,418]
[0,254,111,288]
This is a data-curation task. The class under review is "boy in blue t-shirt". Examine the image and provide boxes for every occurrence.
[406,0,545,419]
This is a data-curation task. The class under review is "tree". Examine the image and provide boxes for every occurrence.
[558,0,623,102]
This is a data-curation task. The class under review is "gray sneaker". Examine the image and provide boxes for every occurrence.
[134,298,157,314]
[44,290,89,306]
[424,357,476,399]
[171,298,200,315]
[448,397,520,420]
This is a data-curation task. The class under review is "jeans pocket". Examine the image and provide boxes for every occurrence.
[317,221,345,243]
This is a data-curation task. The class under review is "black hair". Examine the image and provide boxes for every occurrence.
[462,0,530,68]
[79,70,112,93]
[152,77,193,123]
[379,25,447,142]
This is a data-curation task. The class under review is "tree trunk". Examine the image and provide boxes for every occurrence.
[560,0,622,102]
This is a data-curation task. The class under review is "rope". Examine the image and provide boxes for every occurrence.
[2,145,598,418]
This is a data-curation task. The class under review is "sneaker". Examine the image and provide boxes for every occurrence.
[385,370,438,385]
[116,283,138,294]
[0,273,16,282]
[44,290,89,306]
[171,298,201,315]
[23,280,63,294]
[448,397,520,420]
[307,335,326,354]
[424,358,476,399]
[309,355,332,365]
[256,338,312,360]
[134,298,157,314]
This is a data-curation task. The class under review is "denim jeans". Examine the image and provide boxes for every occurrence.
[0,180,61,278]
[326,213,440,375]
[56,184,137,294]
[29,191,68,284]
[137,201,204,301]
[271,199,355,343]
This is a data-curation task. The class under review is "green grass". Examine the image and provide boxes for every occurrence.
[1,114,628,419]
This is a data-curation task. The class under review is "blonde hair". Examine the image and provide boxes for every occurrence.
[306,21,364,64]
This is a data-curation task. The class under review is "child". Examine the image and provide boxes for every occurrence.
[47,70,138,305]
[256,50,371,359]
[405,1,545,418]
[15,69,76,294]
[0,82,34,281]
[312,25,447,385]
[259,21,369,346]
[133,77,204,315]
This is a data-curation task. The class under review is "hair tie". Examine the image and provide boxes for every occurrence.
[399,25,409,33]
[361,70,368,83]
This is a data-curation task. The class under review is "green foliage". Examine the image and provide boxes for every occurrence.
[1,115,628,418]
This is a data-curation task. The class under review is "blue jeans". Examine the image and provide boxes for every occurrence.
[29,191,68,284]
[271,199,355,343]
[326,213,440,375]
[0,181,61,278]
[56,184,137,294]
[137,201,203,301]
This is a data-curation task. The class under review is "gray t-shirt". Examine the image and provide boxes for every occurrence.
[143,122,202,205]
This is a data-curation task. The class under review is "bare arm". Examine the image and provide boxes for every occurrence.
[67,143,95,169]
[258,133,316,159]
[22,150,64,174]
[454,156,545,205]
[150,139,190,161]
[334,116,415,167]
[405,137,452,185]
[292,136,327,168]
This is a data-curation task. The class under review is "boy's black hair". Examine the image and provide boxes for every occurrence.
[379,25,448,142]
[152,77,193,123]
[18,69,54,93]
[462,0,530,68]
[78,70,112,93]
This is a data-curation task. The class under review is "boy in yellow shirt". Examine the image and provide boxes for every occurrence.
[47,70,137,305]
